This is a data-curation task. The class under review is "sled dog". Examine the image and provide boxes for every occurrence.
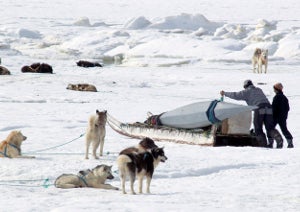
[76,60,103,68]
[55,164,118,190]
[119,137,158,155]
[0,131,35,158]
[0,66,11,75]
[66,83,97,92]
[21,63,53,73]
[117,146,167,194]
[252,48,268,73]
[85,110,107,159]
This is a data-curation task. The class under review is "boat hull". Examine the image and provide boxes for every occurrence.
[159,100,257,129]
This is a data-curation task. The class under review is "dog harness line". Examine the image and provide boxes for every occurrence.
[78,175,88,187]
[0,142,20,158]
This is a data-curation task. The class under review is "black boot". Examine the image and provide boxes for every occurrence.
[276,142,283,149]
[287,139,294,148]
[272,129,283,149]
[267,139,274,148]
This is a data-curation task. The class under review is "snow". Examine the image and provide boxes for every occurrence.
[0,0,300,211]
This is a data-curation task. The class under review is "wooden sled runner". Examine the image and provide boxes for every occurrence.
[107,113,260,147]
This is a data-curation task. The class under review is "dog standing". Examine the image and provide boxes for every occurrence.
[55,164,118,190]
[119,137,158,155]
[252,48,268,73]
[85,110,107,159]
[117,145,167,194]
[0,131,35,158]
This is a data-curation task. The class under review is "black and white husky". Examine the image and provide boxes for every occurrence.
[117,145,167,194]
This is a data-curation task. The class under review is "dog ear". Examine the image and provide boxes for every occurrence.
[96,109,99,114]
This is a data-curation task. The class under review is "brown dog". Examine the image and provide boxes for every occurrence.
[119,137,158,155]
[0,66,11,75]
[0,131,35,158]
[66,83,97,92]
[21,63,53,73]
[76,60,102,68]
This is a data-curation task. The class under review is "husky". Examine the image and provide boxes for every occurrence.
[119,137,158,155]
[0,131,35,158]
[252,48,268,73]
[0,65,11,75]
[76,60,103,68]
[55,164,118,190]
[85,110,107,159]
[66,83,97,92]
[21,63,53,73]
[117,146,167,194]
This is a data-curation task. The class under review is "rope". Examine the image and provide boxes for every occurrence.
[24,133,85,154]
[24,151,119,156]
[0,178,54,188]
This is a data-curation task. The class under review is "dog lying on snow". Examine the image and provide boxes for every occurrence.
[117,138,167,194]
[66,83,97,92]
[85,110,107,159]
[55,164,118,190]
[76,60,103,68]
[21,63,53,73]
[0,131,35,158]
[0,66,11,75]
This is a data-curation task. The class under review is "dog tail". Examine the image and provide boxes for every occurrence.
[117,154,132,166]
[117,155,132,177]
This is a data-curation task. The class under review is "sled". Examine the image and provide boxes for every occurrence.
[107,113,260,147]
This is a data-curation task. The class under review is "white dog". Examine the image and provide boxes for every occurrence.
[252,48,268,73]
[55,164,118,190]
[85,110,107,159]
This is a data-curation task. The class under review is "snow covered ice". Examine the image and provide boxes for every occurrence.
[0,0,300,211]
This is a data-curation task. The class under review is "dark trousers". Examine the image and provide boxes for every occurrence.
[253,106,283,146]
[275,119,293,140]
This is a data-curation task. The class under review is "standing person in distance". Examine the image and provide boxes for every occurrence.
[272,83,294,148]
[220,79,283,148]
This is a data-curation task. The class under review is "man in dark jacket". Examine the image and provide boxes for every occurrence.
[272,83,294,148]
[220,80,283,148]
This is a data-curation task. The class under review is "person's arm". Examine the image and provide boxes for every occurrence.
[223,90,248,101]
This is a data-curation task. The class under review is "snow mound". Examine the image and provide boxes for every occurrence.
[148,13,222,32]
